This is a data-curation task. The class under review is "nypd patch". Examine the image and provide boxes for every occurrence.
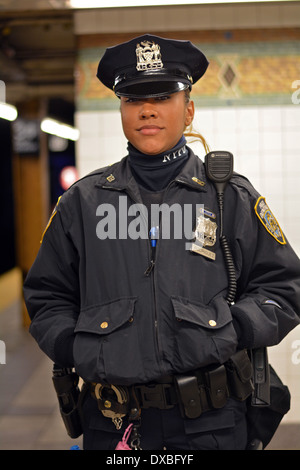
[254,196,286,245]
[40,196,62,243]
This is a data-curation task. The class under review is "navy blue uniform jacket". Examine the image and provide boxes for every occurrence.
[23,150,300,385]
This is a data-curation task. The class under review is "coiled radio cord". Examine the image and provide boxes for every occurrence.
[217,192,237,305]
[205,151,236,305]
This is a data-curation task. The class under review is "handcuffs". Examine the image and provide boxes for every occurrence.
[93,383,142,449]
[94,383,129,430]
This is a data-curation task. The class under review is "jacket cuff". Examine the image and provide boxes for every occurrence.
[53,329,75,368]
[231,305,255,350]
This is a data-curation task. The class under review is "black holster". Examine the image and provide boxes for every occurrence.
[246,363,291,449]
[52,364,83,439]
[250,347,270,406]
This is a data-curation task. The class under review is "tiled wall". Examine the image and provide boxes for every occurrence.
[75,105,300,257]
[74,3,300,34]
[74,3,300,423]
[75,32,300,110]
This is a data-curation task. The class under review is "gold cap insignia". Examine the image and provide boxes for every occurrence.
[136,40,163,72]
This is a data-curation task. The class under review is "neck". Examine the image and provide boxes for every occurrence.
[128,136,187,165]
[128,136,189,191]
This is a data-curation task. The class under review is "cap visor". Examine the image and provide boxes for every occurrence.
[115,80,190,98]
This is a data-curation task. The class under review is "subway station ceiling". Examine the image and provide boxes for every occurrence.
[0,1,76,104]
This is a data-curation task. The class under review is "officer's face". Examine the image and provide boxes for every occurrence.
[120,91,194,155]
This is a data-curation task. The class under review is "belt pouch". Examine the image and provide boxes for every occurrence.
[175,375,202,418]
[205,365,228,409]
[226,349,254,401]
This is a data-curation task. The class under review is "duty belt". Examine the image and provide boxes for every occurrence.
[90,350,254,422]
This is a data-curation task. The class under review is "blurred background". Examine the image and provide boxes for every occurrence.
[0,0,299,450]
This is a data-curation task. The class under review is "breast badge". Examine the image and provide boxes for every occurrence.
[191,207,217,260]
[254,197,286,245]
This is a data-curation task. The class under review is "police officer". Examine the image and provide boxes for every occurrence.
[23,34,300,450]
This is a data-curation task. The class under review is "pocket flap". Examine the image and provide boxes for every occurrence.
[75,297,137,335]
[171,295,232,330]
[184,408,235,434]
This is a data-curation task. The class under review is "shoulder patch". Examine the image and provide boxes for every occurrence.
[40,196,62,243]
[254,196,286,245]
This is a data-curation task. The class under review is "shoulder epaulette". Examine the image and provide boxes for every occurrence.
[230,172,260,199]
[230,173,286,244]
[66,165,111,192]
[41,165,111,241]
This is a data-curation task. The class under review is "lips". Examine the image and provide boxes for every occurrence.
[137,125,162,136]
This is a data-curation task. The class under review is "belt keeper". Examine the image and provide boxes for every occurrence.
[175,375,202,418]
[205,365,228,409]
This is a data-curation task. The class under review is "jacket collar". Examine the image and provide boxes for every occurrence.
[95,147,207,198]
[173,148,207,191]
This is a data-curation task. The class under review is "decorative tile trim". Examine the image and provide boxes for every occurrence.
[75,30,300,110]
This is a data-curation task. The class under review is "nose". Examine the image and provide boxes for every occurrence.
[139,101,158,120]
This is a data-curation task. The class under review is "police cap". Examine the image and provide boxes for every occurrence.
[97,34,209,98]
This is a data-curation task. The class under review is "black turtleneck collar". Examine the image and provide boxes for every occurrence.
[128,136,189,191]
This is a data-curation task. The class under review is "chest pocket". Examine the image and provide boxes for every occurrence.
[170,295,238,371]
[73,297,145,385]
[75,297,136,334]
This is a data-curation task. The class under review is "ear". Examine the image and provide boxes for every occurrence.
[185,100,195,126]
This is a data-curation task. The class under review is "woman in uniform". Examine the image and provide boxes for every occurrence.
[23,34,300,450]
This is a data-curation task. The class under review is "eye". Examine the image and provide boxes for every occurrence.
[155,95,171,101]
[124,97,140,103]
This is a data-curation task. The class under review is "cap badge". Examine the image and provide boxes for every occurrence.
[136,40,163,72]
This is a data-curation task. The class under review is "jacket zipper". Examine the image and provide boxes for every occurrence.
[144,226,158,275]
[143,181,179,364]
[120,186,164,372]
[144,259,155,276]
[143,180,187,377]
[103,178,204,375]
[144,225,164,373]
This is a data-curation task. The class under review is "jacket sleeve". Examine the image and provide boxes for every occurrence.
[23,196,79,367]
[229,181,300,350]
